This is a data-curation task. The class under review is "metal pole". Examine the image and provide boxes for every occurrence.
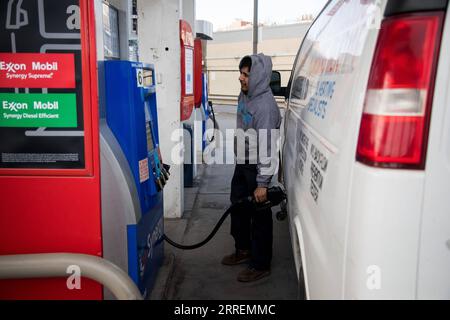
[253,0,258,54]
[0,253,143,300]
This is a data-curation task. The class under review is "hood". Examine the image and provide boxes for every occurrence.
[241,53,273,100]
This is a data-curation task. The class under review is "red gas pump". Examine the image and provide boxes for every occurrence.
[0,0,102,299]
[179,20,195,121]
[194,38,203,109]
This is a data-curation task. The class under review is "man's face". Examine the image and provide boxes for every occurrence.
[239,66,250,94]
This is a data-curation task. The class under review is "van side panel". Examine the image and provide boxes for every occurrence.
[283,0,385,299]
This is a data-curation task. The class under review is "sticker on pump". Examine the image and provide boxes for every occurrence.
[0,53,75,88]
[136,68,144,88]
[139,158,150,183]
[185,48,194,95]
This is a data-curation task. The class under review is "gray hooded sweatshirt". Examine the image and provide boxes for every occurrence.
[235,53,282,187]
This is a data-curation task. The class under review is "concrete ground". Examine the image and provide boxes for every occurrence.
[150,105,298,300]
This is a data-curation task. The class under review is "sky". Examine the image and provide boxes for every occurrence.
[196,0,329,31]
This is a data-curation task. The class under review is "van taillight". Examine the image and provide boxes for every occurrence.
[356,12,444,169]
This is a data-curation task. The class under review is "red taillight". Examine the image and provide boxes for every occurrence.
[356,12,444,169]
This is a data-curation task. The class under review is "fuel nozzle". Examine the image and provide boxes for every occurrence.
[249,186,287,211]
[163,163,171,174]
[266,186,286,206]
[161,163,170,181]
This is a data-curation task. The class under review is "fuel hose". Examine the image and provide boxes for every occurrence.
[163,186,286,250]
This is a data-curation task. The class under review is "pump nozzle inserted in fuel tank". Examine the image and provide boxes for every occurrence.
[163,186,287,250]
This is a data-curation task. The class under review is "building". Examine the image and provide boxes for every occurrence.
[205,22,311,105]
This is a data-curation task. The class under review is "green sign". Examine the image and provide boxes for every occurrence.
[0,93,77,127]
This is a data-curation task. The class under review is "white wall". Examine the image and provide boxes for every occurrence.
[179,0,202,178]
[138,0,184,218]
[181,0,196,32]
[94,0,105,61]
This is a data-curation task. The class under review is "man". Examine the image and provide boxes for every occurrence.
[221,54,281,282]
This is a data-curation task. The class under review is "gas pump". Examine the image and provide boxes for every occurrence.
[202,73,217,149]
[180,20,195,122]
[0,0,103,299]
[180,19,195,187]
[192,37,216,152]
[100,61,167,299]
[0,0,166,300]
[194,37,208,152]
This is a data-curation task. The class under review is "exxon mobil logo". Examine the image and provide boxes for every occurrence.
[2,101,28,112]
[0,61,26,73]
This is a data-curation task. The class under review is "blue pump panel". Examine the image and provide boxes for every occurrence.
[104,61,159,212]
[104,61,164,298]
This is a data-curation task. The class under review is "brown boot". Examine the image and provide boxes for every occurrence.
[237,267,270,282]
[221,249,251,265]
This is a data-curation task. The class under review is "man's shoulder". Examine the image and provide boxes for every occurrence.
[252,92,278,109]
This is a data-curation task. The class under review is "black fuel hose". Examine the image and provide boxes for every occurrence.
[163,186,286,250]
[162,202,237,250]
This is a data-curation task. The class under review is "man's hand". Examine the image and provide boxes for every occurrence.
[254,187,268,203]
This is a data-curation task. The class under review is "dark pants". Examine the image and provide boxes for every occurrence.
[230,164,273,270]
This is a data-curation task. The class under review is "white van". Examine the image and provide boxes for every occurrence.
[278,0,450,299]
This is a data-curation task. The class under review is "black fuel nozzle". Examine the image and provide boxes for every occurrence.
[245,186,286,211]
[163,163,171,174]
[161,167,170,181]
[266,186,287,206]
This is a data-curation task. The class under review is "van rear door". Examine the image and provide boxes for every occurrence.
[416,6,450,299]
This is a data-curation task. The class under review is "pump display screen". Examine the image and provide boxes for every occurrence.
[0,0,86,169]
[143,69,153,87]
